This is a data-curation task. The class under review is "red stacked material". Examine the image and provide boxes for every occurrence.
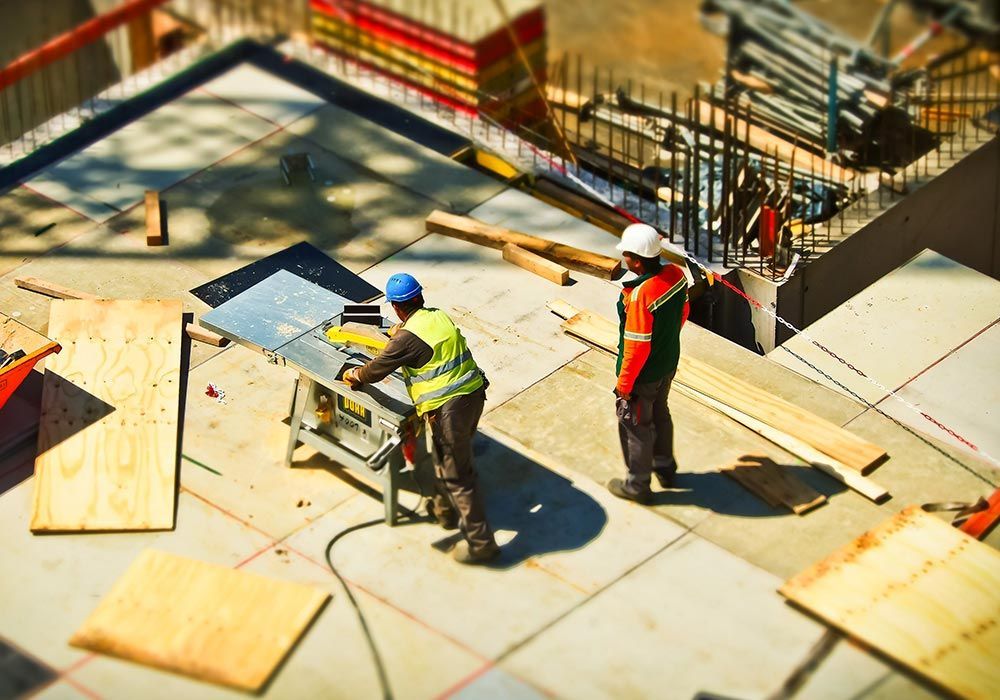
[311,0,547,125]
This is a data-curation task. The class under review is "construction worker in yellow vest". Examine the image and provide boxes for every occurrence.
[342,273,500,565]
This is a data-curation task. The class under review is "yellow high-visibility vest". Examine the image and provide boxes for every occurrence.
[401,308,483,415]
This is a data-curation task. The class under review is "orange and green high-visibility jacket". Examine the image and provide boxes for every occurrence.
[615,264,689,395]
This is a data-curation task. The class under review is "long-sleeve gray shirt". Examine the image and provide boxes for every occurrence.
[355,329,433,384]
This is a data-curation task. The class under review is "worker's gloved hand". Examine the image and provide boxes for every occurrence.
[387,323,402,338]
[342,367,363,389]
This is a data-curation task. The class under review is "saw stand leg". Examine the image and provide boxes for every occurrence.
[285,376,310,467]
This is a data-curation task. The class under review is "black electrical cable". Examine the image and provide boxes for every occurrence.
[324,518,394,700]
[323,490,431,700]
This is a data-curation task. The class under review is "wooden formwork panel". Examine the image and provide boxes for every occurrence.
[781,506,1000,700]
[71,549,330,691]
[31,299,183,532]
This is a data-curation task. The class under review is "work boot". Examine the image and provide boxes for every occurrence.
[653,459,678,489]
[607,478,651,504]
[426,500,459,530]
[452,540,501,565]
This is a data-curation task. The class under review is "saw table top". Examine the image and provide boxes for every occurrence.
[201,270,413,420]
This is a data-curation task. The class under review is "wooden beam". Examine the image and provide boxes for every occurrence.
[426,210,621,279]
[13,276,227,347]
[145,190,164,246]
[502,243,570,285]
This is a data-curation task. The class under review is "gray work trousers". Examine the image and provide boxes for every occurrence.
[617,372,677,491]
[427,386,497,553]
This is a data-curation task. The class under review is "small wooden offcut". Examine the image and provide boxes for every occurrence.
[502,243,570,285]
[720,454,826,515]
[145,190,164,246]
[71,549,330,692]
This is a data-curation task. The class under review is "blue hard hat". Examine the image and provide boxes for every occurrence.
[385,273,423,302]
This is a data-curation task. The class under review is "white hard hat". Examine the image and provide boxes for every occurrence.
[616,223,662,258]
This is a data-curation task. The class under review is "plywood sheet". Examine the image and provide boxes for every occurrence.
[31,300,183,532]
[70,549,329,692]
[781,506,1000,700]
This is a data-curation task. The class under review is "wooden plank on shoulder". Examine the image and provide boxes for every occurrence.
[31,299,184,532]
[780,506,1000,700]
[70,549,329,692]
[426,209,621,279]
[502,243,570,285]
[721,454,826,515]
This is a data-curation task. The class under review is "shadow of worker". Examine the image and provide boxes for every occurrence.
[463,434,608,570]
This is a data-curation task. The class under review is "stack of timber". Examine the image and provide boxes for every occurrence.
[547,300,889,503]
[311,0,547,124]
[781,506,1000,699]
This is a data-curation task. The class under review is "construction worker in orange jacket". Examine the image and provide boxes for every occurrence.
[607,223,690,504]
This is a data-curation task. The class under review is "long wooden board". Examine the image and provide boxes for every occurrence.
[31,300,183,532]
[14,275,227,347]
[546,300,887,474]
[70,549,330,692]
[781,506,1000,699]
[721,454,826,515]
[678,384,889,503]
[426,210,621,279]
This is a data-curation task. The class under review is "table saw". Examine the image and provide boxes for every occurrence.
[200,270,432,525]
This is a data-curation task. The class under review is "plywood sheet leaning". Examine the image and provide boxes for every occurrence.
[70,549,330,692]
[31,300,183,532]
[546,300,888,475]
[426,209,621,279]
[720,454,826,515]
[781,506,1000,699]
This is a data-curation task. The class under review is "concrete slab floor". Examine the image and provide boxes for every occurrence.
[501,532,888,700]
[360,231,618,408]
[200,63,326,128]
[25,88,278,223]
[285,103,506,213]
[0,481,271,671]
[874,320,1000,463]
[102,126,444,282]
[180,345,363,542]
[771,250,1000,406]
[0,186,97,278]
[70,548,486,700]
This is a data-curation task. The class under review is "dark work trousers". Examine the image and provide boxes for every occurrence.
[427,386,497,553]
[618,371,677,492]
